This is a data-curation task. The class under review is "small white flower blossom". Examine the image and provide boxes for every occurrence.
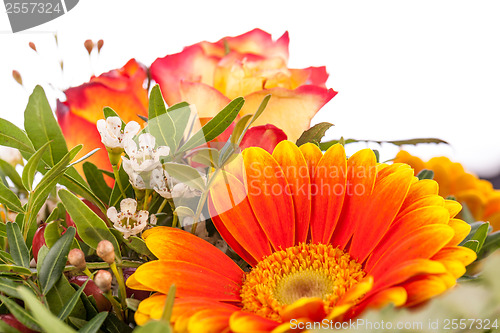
[150,167,173,198]
[107,198,149,239]
[171,181,203,199]
[96,117,140,149]
[122,133,170,175]
[0,146,23,166]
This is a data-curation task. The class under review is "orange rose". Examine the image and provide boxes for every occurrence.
[150,29,337,141]
[56,59,148,174]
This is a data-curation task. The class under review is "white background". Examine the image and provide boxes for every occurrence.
[1,0,500,176]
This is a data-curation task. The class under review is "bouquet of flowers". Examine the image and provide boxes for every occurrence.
[1,29,499,333]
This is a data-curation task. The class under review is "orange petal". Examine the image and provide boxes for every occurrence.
[365,206,450,271]
[310,144,347,244]
[280,297,326,323]
[241,125,288,154]
[446,219,471,246]
[368,224,455,279]
[240,86,337,142]
[179,81,231,119]
[150,45,218,106]
[143,227,243,282]
[399,179,439,211]
[402,275,449,307]
[135,294,166,324]
[349,164,414,262]
[354,287,407,317]
[229,311,280,333]
[209,171,272,262]
[272,141,311,243]
[299,143,323,179]
[188,308,235,333]
[431,246,476,266]
[133,260,241,301]
[397,194,444,219]
[393,150,426,175]
[243,147,296,250]
[330,149,377,249]
[337,276,373,306]
[444,200,463,218]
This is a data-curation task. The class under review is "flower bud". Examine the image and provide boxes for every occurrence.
[68,248,86,271]
[29,42,37,52]
[97,39,104,52]
[12,70,22,86]
[96,240,115,264]
[94,270,112,293]
[84,39,94,54]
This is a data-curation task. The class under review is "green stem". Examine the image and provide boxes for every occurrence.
[63,260,142,272]
[157,198,168,214]
[161,284,177,323]
[190,168,221,234]
[143,189,151,211]
[105,290,124,321]
[112,164,127,199]
[110,262,128,309]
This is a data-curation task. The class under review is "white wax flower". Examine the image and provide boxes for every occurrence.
[107,198,149,239]
[122,133,170,175]
[150,167,173,199]
[96,117,140,149]
[171,181,204,199]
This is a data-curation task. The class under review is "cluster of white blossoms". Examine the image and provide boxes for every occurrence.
[96,117,140,152]
[107,198,156,239]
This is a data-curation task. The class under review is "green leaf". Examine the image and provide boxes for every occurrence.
[46,274,86,320]
[462,239,479,252]
[60,172,106,214]
[319,137,448,150]
[147,85,176,149]
[0,159,25,191]
[39,227,76,294]
[231,114,253,145]
[296,122,334,146]
[0,264,32,275]
[478,230,500,259]
[179,97,245,152]
[0,181,24,213]
[22,141,50,191]
[83,162,112,205]
[124,236,154,259]
[162,163,206,192]
[24,86,68,167]
[69,148,99,167]
[44,221,66,248]
[6,222,29,268]
[103,107,125,127]
[238,94,271,144]
[78,312,108,333]
[0,250,13,264]
[417,169,434,180]
[190,148,220,168]
[0,118,35,154]
[36,245,49,274]
[108,164,134,208]
[59,189,120,257]
[58,278,89,321]
[103,313,133,333]
[0,295,40,331]
[133,320,172,333]
[469,221,490,251]
[0,278,22,298]
[18,286,77,333]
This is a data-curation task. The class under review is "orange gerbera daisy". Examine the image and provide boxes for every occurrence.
[128,142,476,332]
[394,151,500,230]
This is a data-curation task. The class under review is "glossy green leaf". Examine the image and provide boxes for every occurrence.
[0,264,32,275]
[39,227,76,294]
[46,274,86,320]
[44,221,65,249]
[462,239,479,252]
[83,162,112,204]
[18,286,77,333]
[102,313,133,333]
[0,180,24,213]
[22,141,50,191]
[60,172,106,214]
[162,163,206,192]
[24,86,68,167]
[78,312,108,333]
[36,245,49,274]
[0,159,25,191]
[125,236,154,258]
[319,137,448,150]
[58,278,89,321]
[147,85,176,149]
[239,94,271,143]
[0,118,35,155]
[0,277,22,298]
[59,189,120,257]
[0,295,40,331]
[6,222,29,268]
[469,222,489,253]
[231,114,253,145]
[296,122,334,146]
[179,97,244,152]
[417,169,434,180]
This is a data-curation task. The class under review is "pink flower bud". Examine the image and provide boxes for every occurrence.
[68,248,86,271]
[94,270,112,293]
[96,240,115,264]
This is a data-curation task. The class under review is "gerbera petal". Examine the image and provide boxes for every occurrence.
[368,224,455,279]
[299,143,323,178]
[402,275,449,307]
[135,294,166,325]
[330,149,377,249]
[349,164,414,262]
[187,308,236,333]
[355,287,407,316]
[444,200,463,218]
[179,81,231,119]
[280,297,326,323]
[142,227,243,282]
[337,276,374,306]
[446,219,471,246]
[229,311,280,333]
[133,261,241,301]
[397,194,445,219]
[209,171,272,262]
[150,44,218,105]
[310,144,347,244]
[240,86,337,142]
[272,140,311,243]
[431,246,476,266]
[243,147,296,250]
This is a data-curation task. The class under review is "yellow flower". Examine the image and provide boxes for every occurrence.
[394,151,500,230]
[128,142,475,332]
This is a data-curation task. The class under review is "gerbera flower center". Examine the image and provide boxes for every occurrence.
[240,243,365,321]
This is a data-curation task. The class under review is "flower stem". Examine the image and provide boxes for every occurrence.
[105,290,124,321]
[190,168,221,234]
[143,189,151,211]
[157,198,168,214]
[110,262,128,309]
[161,284,177,323]
[112,164,127,199]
